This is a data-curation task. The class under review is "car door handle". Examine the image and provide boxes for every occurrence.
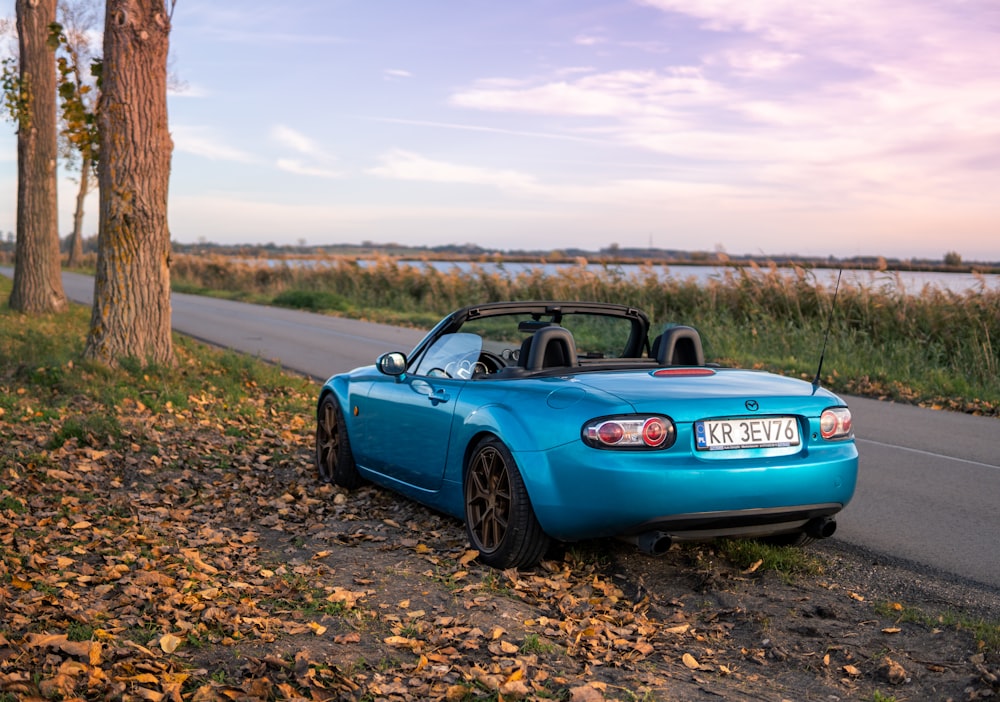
[429,388,450,404]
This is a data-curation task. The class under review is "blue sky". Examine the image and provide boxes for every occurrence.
[2,0,999,260]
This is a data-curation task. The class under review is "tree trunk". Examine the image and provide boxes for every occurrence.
[84,0,173,366]
[10,0,68,314]
[66,153,90,267]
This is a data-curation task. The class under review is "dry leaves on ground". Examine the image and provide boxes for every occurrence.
[1,366,998,701]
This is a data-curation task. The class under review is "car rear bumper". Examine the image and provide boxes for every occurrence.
[514,442,859,541]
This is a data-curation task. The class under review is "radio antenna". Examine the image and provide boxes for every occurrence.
[813,269,843,389]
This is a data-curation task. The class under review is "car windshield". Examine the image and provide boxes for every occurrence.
[460,311,638,359]
[412,332,483,378]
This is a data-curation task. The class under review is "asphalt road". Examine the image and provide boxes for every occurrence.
[10,269,1000,589]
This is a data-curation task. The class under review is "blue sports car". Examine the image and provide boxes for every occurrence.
[316,301,858,569]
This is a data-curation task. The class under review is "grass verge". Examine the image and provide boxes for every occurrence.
[168,254,1000,415]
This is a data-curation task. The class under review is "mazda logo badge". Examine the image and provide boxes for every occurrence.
[745,400,759,412]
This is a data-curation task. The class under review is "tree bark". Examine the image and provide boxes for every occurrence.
[84,0,173,366]
[66,152,90,267]
[10,0,68,313]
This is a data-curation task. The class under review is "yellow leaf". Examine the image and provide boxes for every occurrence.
[847,591,865,602]
[882,627,902,634]
[843,664,862,676]
[308,622,327,636]
[743,559,763,574]
[159,633,183,653]
[384,635,419,649]
[459,550,479,566]
[414,543,432,554]
[682,652,700,669]
[504,667,524,683]
[129,673,161,684]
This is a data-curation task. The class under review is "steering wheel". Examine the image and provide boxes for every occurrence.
[446,359,475,380]
[477,351,505,374]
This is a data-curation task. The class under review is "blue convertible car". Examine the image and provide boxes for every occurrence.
[316,301,858,568]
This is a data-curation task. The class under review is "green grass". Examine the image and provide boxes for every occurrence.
[717,539,825,582]
[0,275,314,451]
[273,288,350,312]
[873,600,1000,651]
[168,254,1000,414]
[520,633,557,655]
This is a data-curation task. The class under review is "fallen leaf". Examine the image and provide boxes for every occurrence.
[159,633,183,653]
[308,622,327,636]
[569,684,606,702]
[682,652,701,669]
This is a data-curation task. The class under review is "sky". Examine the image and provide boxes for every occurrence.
[1,0,999,261]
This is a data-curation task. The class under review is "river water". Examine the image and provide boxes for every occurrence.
[371,260,1000,296]
[235,257,999,296]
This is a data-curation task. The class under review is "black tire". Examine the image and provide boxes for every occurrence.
[315,395,362,489]
[464,437,550,569]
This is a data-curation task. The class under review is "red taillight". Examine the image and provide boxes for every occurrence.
[820,407,853,440]
[597,422,625,444]
[583,415,676,450]
[642,417,668,447]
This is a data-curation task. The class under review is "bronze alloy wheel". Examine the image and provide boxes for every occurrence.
[464,437,550,569]
[466,444,511,552]
[315,396,362,489]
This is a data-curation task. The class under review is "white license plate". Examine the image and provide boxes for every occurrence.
[695,417,800,451]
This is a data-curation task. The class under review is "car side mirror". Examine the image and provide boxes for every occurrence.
[377,351,408,377]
